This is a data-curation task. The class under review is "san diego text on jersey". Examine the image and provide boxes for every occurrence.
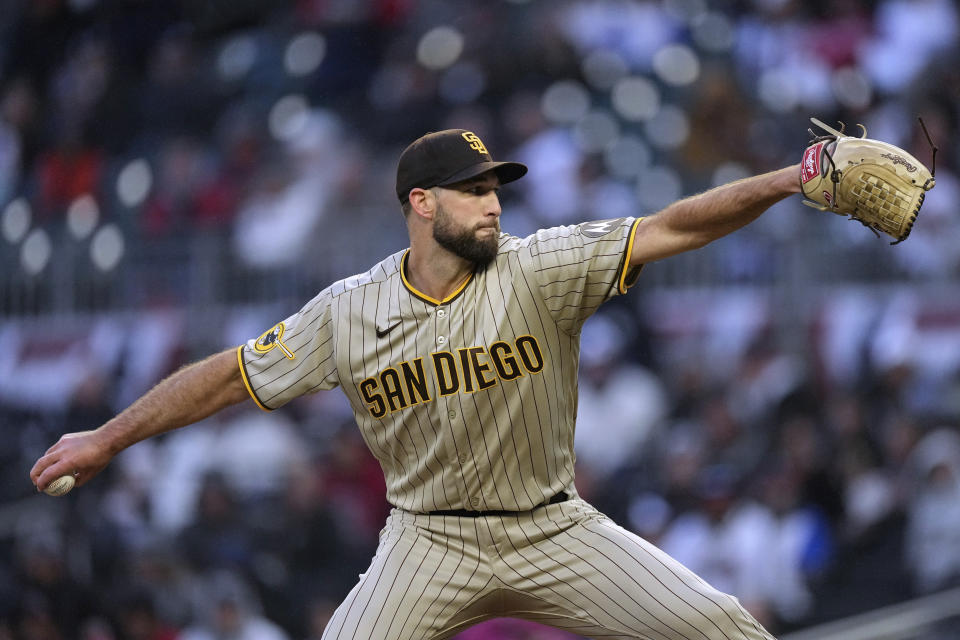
[357,334,545,418]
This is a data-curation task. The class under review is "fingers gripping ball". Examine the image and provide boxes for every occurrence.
[44,474,76,497]
[800,117,936,243]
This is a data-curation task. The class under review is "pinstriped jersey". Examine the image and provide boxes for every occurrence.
[238,217,643,512]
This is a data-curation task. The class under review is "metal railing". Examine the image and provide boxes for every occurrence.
[1,223,931,318]
[781,587,960,640]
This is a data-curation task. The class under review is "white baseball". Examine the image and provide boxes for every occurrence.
[44,474,76,497]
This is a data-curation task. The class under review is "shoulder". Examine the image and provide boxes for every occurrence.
[494,225,580,256]
[329,249,405,298]
[297,250,403,318]
[494,232,528,255]
[500,219,636,254]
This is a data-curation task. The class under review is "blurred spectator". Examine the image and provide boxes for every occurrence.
[727,334,806,427]
[142,138,225,237]
[253,462,358,636]
[903,428,960,594]
[0,79,38,204]
[859,0,959,94]
[316,424,390,550]
[113,590,180,640]
[837,434,895,539]
[653,420,707,514]
[755,464,834,627]
[117,543,197,631]
[231,111,350,270]
[177,473,257,573]
[512,127,583,226]
[659,465,779,629]
[180,570,288,640]
[208,409,309,497]
[574,312,667,480]
[98,441,163,555]
[10,530,101,640]
[138,27,216,141]
[301,595,337,640]
[698,391,764,473]
[558,0,678,69]
[34,131,103,221]
[626,491,673,546]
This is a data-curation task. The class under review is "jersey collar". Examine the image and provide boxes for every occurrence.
[400,249,474,306]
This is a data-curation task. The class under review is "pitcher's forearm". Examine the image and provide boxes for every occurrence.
[630,165,800,264]
[98,348,250,455]
[662,165,801,240]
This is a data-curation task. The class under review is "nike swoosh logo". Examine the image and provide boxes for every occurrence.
[376,321,402,338]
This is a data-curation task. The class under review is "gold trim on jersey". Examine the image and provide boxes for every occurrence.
[400,249,474,306]
[618,217,645,294]
[236,345,273,412]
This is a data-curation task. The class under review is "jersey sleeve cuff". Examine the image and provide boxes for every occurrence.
[236,345,273,412]
[617,217,645,294]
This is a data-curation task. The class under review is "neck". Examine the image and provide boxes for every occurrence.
[405,242,475,303]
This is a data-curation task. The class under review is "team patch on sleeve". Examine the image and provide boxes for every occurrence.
[579,218,625,238]
[254,322,296,359]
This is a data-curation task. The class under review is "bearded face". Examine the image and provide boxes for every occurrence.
[432,201,500,267]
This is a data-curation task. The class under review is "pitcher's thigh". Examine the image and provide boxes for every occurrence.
[322,525,493,640]
[503,515,776,640]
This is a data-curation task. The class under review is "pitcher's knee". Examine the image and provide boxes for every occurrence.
[701,594,776,640]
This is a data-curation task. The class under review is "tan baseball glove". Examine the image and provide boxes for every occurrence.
[800,117,936,243]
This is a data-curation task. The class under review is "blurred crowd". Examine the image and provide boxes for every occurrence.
[2,0,960,639]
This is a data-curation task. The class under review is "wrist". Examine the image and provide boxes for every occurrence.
[780,164,804,195]
[94,421,129,456]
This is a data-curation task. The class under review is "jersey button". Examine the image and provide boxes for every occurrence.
[471,497,481,507]
[448,410,457,419]
[437,335,446,345]
[458,453,469,464]
[437,308,446,318]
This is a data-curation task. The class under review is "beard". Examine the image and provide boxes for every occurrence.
[433,203,500,267]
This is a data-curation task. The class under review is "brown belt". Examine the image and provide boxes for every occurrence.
[426,491,569,518]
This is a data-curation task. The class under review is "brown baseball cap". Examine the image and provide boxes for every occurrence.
[395,129,528,203]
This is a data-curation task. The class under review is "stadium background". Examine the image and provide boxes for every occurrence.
[2,0,960,638]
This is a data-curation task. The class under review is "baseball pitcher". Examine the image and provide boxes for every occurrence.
[31,124,933,639]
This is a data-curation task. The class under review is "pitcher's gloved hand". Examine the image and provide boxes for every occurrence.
[800,117,935,243]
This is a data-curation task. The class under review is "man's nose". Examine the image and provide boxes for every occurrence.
[486,193,502,216]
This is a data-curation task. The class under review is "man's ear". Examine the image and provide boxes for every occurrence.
[409,187,436,220]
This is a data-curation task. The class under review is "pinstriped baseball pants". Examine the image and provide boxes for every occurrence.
[321,498,776,640]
